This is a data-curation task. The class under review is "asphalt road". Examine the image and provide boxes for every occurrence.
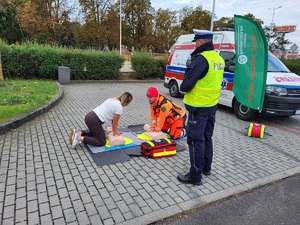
[153,173,300,225]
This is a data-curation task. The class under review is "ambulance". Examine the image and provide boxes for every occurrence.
[164,31,300,121]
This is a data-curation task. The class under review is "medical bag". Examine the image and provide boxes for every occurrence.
[247,123,265,138]
[141,138,176,158]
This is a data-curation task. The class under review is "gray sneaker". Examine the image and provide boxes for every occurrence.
[72,133,81,149]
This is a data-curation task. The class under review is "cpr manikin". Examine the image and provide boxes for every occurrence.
[143,124,167,140]
[106,127,125,146]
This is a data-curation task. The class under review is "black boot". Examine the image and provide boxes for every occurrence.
[177,173,202,185]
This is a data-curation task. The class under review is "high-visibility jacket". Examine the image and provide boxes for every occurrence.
[183,51,225,107]
[150,95,186,131]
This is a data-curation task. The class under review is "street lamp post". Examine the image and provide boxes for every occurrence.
[268,6,282,25]
[210,0,216,31]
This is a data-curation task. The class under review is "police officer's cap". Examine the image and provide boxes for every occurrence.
[192,29,213,42]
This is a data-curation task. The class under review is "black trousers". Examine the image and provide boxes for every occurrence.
[81,111,106,146]
[186,105,217,181]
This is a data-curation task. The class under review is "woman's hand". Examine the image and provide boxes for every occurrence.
[113,131,122,136]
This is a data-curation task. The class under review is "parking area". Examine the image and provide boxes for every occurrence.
[1,81,300,225]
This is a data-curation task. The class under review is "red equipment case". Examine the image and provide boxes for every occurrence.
[141,138,177,158]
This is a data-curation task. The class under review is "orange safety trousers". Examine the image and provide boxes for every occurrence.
[161,116,186,140]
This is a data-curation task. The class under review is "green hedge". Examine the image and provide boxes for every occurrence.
[131,52,168,80]
[281,58,300,75]
[0,41,125,80]
[1,40,170,80]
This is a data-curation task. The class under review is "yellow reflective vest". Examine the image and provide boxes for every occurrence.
[183,51,225,107]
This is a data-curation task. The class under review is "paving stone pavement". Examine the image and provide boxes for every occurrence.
[1,81,300,225]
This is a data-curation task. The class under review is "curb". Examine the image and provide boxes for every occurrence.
[117,167,300,225]
[0,82,64,135]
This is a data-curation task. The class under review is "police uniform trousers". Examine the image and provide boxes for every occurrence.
[186,105,218,181]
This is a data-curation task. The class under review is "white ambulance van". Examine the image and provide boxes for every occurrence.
[164,31,300,121]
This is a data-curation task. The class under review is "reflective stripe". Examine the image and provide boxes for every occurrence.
[146,141,155,147]
[247,123,253,137]
[163,138,171,144]
[260,125,265,138]
[192,88,220,95]
[153,150,176,157]
[184,95,219,105]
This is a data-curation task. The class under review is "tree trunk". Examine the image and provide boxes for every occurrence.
[0,53,5,87]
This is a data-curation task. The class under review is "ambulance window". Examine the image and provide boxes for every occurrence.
[220,51,235,72]
[268,52,290,72]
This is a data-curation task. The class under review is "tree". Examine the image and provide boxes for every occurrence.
[214,13,262,31]
[3,1,293,55]
[89,21,109,49]
[79,0,113,23]
[104,7,120,50]
[57,11,76,47]
[152,8,177,53]
[78,0,116,49]
[0,53,5,87]
[214,16,234,30]
[176,6,193,33]
[179,6,212,33]
[0,0,25,44]
[18,0,73,44]
[244,13,264,26]
[264,26,291,53]
[214,13,290,52]
[122,0,154,50]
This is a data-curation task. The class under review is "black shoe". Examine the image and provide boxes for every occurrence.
[177,173,202,185]
[202,170,211,176]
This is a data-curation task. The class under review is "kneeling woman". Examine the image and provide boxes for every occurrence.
[70,92,133,149]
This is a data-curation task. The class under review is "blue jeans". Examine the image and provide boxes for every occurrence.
[187,107,216,181]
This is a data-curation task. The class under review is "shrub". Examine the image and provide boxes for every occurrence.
[0,40,125,80]
[131,52,167,80]
[281,58,300,75]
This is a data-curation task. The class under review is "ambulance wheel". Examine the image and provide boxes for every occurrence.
[234,101,257,121]
[169,81,181,98]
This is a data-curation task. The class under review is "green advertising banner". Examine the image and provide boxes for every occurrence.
[233,15,268,111]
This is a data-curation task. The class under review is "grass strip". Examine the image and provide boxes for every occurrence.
[0,79,59,124]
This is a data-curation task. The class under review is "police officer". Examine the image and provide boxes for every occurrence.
[177,29,225,185]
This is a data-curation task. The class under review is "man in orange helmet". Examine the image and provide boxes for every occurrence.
[146,87,186,140]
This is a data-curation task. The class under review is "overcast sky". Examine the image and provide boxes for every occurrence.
[151,0,300,50]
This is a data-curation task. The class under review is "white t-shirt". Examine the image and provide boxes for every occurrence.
[93,98,123,123]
